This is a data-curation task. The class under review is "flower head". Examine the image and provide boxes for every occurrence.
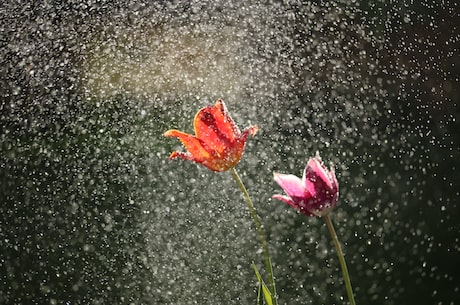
[164,100,258,172]
[272,153,339,217]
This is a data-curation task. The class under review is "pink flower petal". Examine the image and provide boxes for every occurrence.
[273,172,306,199]
[305,156,333,190]
[330,164,339,193]
[272,194,298,209]
[304,178,316,197]
[273,153,340,218]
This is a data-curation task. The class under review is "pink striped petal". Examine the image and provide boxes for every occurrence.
[272,194,299,209]
[273,172,306,199]
[305,156,333,190]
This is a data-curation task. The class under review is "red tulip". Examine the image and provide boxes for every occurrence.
[164,100,258,172]
[273,154,339,216]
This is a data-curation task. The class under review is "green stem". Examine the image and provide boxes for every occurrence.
[324,213,356,305]
[230,167,278,305]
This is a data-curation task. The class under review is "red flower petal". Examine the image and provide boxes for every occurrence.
[241,125,259,142]
[164,129,212,162]
[194,100,239,156]
[164,100,257,172]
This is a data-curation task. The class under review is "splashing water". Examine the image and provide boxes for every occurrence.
[1,1,458,304]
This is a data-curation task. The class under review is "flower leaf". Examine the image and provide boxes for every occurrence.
[252,262,273,305]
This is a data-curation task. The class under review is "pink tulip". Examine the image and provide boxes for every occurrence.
[273,153,339,217]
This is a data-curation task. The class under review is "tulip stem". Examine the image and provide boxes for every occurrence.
[230,167,278,305]
[324,213,356,305]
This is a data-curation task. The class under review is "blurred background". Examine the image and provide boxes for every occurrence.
[1,0,458,304]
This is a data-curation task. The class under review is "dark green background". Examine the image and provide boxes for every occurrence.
[1,1,458,304]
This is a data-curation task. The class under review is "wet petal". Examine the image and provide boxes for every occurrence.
[330,164,339,193]
[164,100,257,172]
[273,153,339,217]
[272,194,298,209]
[169,151,193,161]
[193,100,239,154]
[304,178,316,197]
[273,172,306,199]
[305,156,333,190]
[213,99,240,141]
[164,129,211,161]
[240,125,259,142]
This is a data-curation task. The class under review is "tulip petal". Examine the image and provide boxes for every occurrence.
[273,153,339,217]
[273,172,306,199]
[305,157,333,190]
[169,151,194,161]
[164,129,211,161]
[304,178,317,197]
[194,100,239,155]
[241,125,259,141]
[330,165,339,192]
[272,194,298,209]
[164,100,257,172]
[214,99,240,141]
